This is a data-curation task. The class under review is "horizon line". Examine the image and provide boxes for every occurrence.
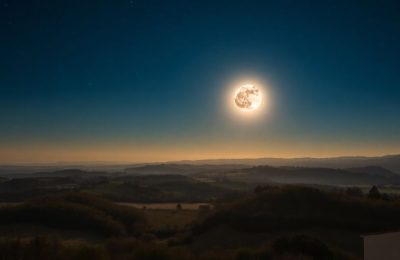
[0,153,399,166]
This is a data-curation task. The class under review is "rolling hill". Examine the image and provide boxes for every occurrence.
[174,154,400,173]
[223,165,400,186]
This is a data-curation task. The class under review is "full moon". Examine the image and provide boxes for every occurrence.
[234,84,262,111]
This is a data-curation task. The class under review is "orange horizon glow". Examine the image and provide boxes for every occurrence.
[0,142,399,164]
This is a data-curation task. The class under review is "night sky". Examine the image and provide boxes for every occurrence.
[1,0,400,163]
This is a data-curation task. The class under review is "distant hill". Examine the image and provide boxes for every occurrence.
[346,166,398,177]
[174,154,400,173]
[2,154,399,176]
[33,169,110,178]
[224,165,400,186]
[0,166,118,177]
[124,164,244,175]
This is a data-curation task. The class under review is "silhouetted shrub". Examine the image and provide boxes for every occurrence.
[368,186,381,199]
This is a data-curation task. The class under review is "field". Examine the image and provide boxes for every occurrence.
[117,203,210,231]
[116,202,212,210]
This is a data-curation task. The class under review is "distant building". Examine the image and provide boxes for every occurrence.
[362,230,400,260]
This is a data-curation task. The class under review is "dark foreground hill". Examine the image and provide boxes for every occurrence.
[189,187,400,257]
[0,193,147,237]
[194,187,400,235]
[1,187,399,259]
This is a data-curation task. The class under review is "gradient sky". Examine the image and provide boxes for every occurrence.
[1,0,400,163]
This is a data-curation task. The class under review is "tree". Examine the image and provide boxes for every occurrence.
[368,185,381,199]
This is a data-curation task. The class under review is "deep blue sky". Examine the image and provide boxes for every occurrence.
[1,0,399,162]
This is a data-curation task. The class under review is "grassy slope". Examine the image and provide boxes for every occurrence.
[190,187,400,256]
[0,193,147,238]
